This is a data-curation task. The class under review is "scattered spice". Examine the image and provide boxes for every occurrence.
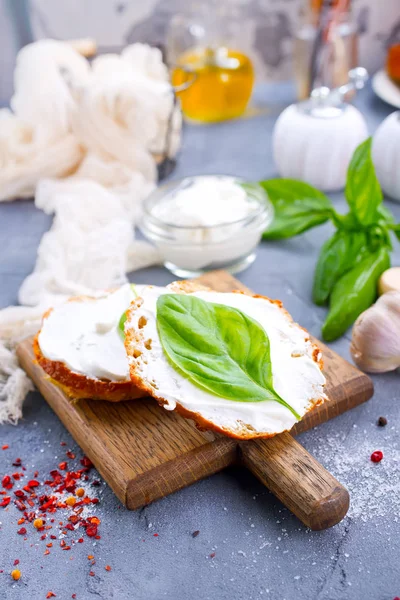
[377,416,388,427]
[105,565,112,572]
[11,569,21,580]
[17,527,27,535]
[72,595,76,599]
[13,559,19,566]
[0,496,11,507]
[33,518,44,529]
[192,530,200,538]
[58,462,67,471]
[153,533,159,537]
[209,552,216,559]
[89,571,95,577]
[46,593,56,598]
[66,451,76,459]
[371,450,384,463]
[2,444,9,450]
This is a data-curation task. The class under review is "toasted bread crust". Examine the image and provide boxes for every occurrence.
[34,295,146,402]
[125,284,326,440]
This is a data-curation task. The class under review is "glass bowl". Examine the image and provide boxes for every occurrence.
[140,175,273,277]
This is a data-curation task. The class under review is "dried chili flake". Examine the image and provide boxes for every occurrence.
[65,524,75,531]
[72,595,76,599]
[80,457,93,468]
[13,559,19,566]
[0,496,10,507]
[88,516,100,525]
[50,535,57,540]
[86,524,98,537]
[2,444,9,450]
[2,475,12,488]
[62,546,71,551]
[28,480,40,488]
[14,490,26,499]
[12,458,22,467]
[46,592,56,598]
[87,555,94,560]
[46,543,53,548]
[12,473,20,480]
[44,549,50,556]
[14,500,26,512]
[58,462,67,471]
[91,480,101,487]
[153,533,159,537]
[66,451,76,459]
[77,538,84,543]
[89,571,95,577]
[209,552,216,559]
[17,527,27,535]
[17,518,25,525]
[105,565,112,572]
[91,498,99,505]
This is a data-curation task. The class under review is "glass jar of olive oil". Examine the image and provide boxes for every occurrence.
[167,9,254,123]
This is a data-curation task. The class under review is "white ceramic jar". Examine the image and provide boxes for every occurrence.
[273,102,368,192]
[372,111,400,202]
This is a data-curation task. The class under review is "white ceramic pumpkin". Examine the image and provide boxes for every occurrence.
[372,111,400,202]
[273,103,368,192]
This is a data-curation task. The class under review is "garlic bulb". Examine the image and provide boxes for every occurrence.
[378,267,400,295]
[350,291,400,373]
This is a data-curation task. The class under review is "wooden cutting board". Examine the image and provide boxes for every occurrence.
[16,271,374,530]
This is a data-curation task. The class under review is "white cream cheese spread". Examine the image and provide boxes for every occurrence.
[127,286,326,436]
[151,176,252,228]
[38,284,147,381]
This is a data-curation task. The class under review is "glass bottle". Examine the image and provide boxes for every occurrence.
[166,5,254,123]
[293,0,359,100]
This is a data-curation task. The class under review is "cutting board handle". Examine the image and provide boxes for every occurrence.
[240,432,349,530]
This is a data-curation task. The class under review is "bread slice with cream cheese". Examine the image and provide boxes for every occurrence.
[34,284,149,402]
[124,282,326,439]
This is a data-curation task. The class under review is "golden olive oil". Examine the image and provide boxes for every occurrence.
[172,46,254,123]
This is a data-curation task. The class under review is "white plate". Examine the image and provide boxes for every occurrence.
[372,69,400,109]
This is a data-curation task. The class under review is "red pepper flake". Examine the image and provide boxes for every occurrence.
[72,595,76,599]
[105,565,112,572]
[17,518,25,525]
[14,500,26,512]
[12,458,22,466]
[89,571,95,577]
[80,457,93,468]
[46,543,53,548]
[2,475,11,488]
[153,533,159,537]
[192,530,200,538]
[28,480,40,488]
[0,496,10,507]
[87,555,94,560]
[88,516,101,525]
[60,442,67,447]
[50,535,57,540]
[62,546,71,551]
[12,473,20,480]
[13,559,19,566]
[46,592,56,598]
[58,462,67,471]
[86,524,98,537]
[371,450,383,463]
[44,549,50,556]
[17,527,27,535]
[66,451,76,459]
[40,534,47,541]
[209,552,216,559]
[78,538,84,543]
[14,490,26,499]
[2,444,8,450]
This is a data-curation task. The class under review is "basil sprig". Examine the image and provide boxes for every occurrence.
[261,137,396,341]
[156,294,300,419]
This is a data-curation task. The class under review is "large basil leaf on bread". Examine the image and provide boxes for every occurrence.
[156,294,300,419]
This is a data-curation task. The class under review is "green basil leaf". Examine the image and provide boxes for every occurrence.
[156,294,300,419]
[377,203,395,225]
[322,247,390,342]
[118,284,138,341]
[313,230,369,306]
[345,137,383,226]
[260,179,333,239]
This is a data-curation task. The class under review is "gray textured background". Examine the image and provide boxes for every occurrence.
[1,84,400,599]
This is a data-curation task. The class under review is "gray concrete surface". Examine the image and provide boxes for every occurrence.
[0,85,399,600]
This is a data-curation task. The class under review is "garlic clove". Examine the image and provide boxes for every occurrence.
[378,267,400,295]
[350,291,400,373]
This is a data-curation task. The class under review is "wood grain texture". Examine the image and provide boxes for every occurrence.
[16,270,373,529]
